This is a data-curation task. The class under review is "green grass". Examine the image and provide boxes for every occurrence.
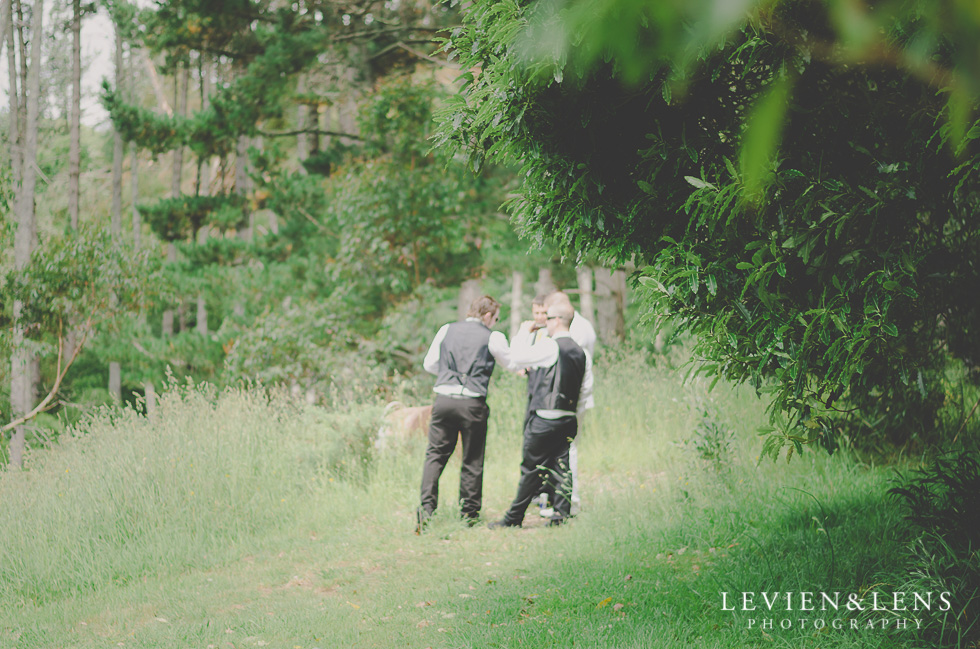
[0,351,926,648]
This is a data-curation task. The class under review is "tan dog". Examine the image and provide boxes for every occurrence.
[375,402,433,450]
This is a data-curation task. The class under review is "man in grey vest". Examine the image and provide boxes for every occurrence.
[416,295,512,533]
[490,300,594,528]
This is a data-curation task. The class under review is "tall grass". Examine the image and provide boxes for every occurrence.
[0,379,380,605]
[0,347,933,648]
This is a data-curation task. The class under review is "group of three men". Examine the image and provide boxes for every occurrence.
[416,291,595,532]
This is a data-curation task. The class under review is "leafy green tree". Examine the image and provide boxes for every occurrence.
[324,75,499,316]
[1,229,162,437]
[435,0,980,455]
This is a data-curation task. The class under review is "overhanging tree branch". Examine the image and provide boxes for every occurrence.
[2,318,89,434]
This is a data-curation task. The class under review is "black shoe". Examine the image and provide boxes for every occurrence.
[462,514,481,528]
[488,519,521,529]
[548,515,567,527]
[415,507,432,535]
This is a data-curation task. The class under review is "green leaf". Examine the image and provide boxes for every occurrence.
[684,176,716,190]
[739,73,794,199]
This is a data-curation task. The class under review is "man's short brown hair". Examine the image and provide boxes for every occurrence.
[467,295,501,319]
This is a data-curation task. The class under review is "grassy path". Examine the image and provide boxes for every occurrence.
[1,359,920,648]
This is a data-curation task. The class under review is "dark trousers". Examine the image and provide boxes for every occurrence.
[503,413,577,525]
[419,394,490,518]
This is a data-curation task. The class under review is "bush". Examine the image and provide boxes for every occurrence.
[889,452,980,647]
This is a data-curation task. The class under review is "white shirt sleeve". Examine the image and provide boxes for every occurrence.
[509,330,559,371]
[570,312,597,356]
[422,323,450,375]
[488,330,519,373]
[578,350,595,413]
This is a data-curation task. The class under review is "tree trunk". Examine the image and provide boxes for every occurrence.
[68,0,81,231]
[131,148,140,248]
[171,63,188,197]
[130,45,140,249]
[510,270,524,339]
[534,268,555,298]
[111,25,125,235]
[5,0,21,191]
[198,57,212,193]
[307,101,320,155]
[107,25,127,405]
[178,301,189,333]
[8,0,43,468]
[142,48,172,115]
[143,382,156,419]
[594,267,627,345]
[235,133,251,240]
[108,362,122,403]
[576,266,596,326]
[458,279,482,320]
[162,243,177,336]
[194,57,211,335]
[0,0,6,70]
[296,73,309,169]
[195,297,208,335]
[162,64,188,337]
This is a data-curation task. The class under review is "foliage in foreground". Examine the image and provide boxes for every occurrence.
[435,0,980,456]
[890,452,980,646]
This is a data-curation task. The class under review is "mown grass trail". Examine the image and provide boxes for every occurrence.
[1,353,918,648]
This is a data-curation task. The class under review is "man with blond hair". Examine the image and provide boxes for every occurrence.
[490,300,593,528]
[542,290,595,515]
[416,295,512,533]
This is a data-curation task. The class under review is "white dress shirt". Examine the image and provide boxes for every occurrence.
[569,311,597,356]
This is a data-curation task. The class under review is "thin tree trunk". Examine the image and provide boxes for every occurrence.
[161,242,177,336]
[0,0,6,68]
[108,363,122,403]
[510,271,523,339]
[142,48,172,115]
[307,102,320,155]
[196,298,208,335]
[194,56,211,335]
[535,268,555,298]
[68,0,81,230]
[197,56,211,194]
[595,268,627,345]
[108,26,126,403]
[9,0,43,469]
[296,74,309,169]
[143,381,156,419]
[111,24,124,236]
[458,279,482,320]
[171,63,188,197]
[576,266,595,326]
[5,0,21,190]
[131,147,140,248]
[61,0,83,371]
[129,44,140,248]
[162,64,188,336]
[235,133,251,240]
